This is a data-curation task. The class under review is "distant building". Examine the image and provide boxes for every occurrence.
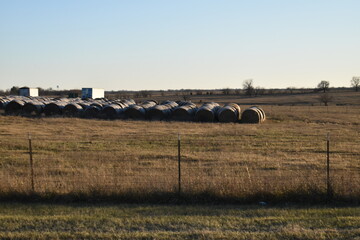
[19,87,39,97]
[81,88,104,99]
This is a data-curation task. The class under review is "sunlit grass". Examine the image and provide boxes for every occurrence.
[0,105,359,203]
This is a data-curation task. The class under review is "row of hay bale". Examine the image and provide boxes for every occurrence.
[0,96,136,119]
[0,96,265,123]
[193,102,265,123]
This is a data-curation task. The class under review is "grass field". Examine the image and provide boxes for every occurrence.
[0,203,359,239]
[0,103,359,203]
[131,88,360,106]
[0,92,359,239]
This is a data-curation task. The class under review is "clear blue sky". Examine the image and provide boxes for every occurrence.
[0,0,359,91]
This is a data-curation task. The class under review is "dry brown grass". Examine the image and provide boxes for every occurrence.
[0,105,359,203]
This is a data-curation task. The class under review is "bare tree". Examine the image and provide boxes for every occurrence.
[9,86,19,95]
[243,79,254,96]
[317,81,330,93]
[351,76,360,92]
[318,93,333,106]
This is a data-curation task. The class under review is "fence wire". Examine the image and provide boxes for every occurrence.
[0,132,359,199]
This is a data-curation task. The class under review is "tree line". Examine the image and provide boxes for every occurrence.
[1,77,359,97]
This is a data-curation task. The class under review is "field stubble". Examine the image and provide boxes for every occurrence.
[0,105,359,203]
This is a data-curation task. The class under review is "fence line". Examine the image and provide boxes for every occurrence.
[0,132,359,200]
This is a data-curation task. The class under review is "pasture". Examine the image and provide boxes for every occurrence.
[0,92,359,239]
[0,104,359,203]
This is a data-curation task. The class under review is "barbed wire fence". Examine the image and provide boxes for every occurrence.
[0,131,359,201]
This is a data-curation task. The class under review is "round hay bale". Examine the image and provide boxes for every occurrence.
[241,106,265,123]
[112,101,127,109]
[144,100,158,105]
[5,100,25,115]
[147,105,170,121]
[255,106,266,121]
[63,103,83,117]
[195,102,220,122]
[101,104,123,119]
[124,100,157,120]
[124,105,146,119]
[0,98,11,110]
[44,102,67,116]
[0,98,5,110]
[22,101,45,116]
[218,106,237,123]
[172,103,197,121]
[83,105,101,118]
[161,100,178,108]
[217,103,241,123]
[77,102,91,109]
[147,101,178,121]
[195,107,215,122]
[90,102,103,108]
[120,99,136,106]
[141,100,157,110]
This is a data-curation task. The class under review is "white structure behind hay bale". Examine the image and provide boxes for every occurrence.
[19,87,39,97]
[81,88,104,99]
[217,103,241,123]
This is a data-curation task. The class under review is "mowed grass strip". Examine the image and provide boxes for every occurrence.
[0,203,359,240]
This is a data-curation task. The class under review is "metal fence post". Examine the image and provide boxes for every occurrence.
[326,132,332,201]
[178,133,181,195]
[28,133,35,192]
